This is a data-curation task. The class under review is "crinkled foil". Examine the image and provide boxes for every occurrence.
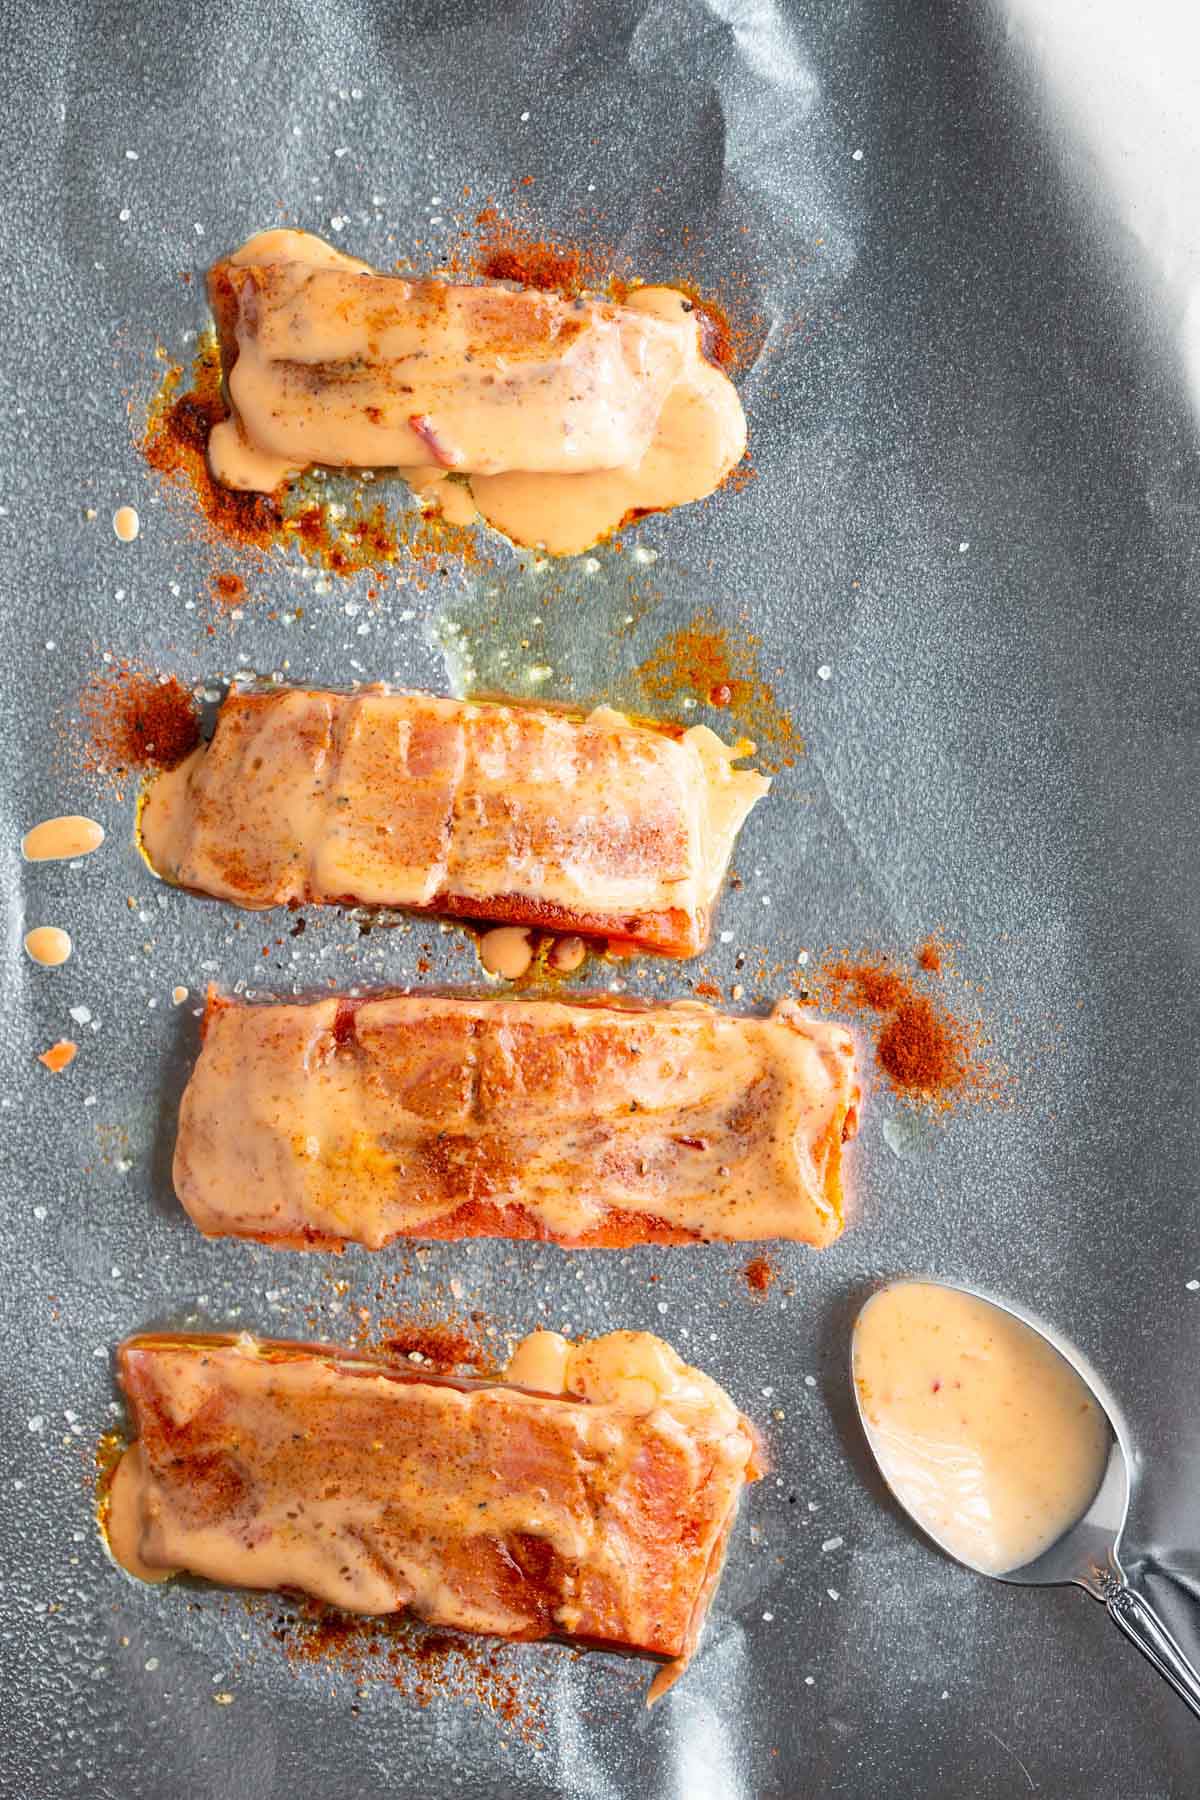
[2,2,1198,1795]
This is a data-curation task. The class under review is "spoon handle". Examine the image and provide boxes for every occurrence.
[1105,1580,1200,1720]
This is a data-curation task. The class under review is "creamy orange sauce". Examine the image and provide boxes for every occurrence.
[546,934,586,974]
[22,815,105,862]
[138,686,769,957]
[105,1328,759,1687]
[207,229,746,553]
[24,926,72,967]
[478,925,534,979]
[103,1445,177,1583]
[113,505,141,542]
[173,993,860,1248]
[853,1282,1111,1575]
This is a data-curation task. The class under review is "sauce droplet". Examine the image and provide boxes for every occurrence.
[24,926,73,967]
[21,815,106,862]
[478,925,534,980]
[113,505,141,542]
[853,1282,1111,1576]
[547,934,586,975]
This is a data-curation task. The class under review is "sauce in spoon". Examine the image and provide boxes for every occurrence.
[853,1281,1110,1575]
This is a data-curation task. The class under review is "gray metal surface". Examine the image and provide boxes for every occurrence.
[2,1,1198,1794]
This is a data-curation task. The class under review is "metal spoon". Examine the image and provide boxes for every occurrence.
[851,1277,1200,1719]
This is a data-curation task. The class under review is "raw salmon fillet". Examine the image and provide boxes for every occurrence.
[106,1328,761,1695]
[174,990,861,1250]
[138,685,769,958]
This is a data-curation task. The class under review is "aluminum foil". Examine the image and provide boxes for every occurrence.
[3,1,1199,1794]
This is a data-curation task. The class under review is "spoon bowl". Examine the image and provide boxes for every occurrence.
[851,1277,1200,1718]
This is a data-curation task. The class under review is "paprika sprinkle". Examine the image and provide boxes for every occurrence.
[916,935,947,975]
[470,213,601,296]
[141,333,281,554]
[461,206,762,370]
[375,1322,496,1374]
[141,336,480,588]
[741,1254,778,1299]
[77,663,200,793]
[272,1602,543,1739]
[819,949,995,1110]
[631,609,802,771]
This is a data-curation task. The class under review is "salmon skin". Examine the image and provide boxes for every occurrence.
[107,1329,761,1695]
[138,685,770,958]
[173,989,861,1250]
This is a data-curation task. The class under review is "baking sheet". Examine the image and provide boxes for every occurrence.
[3,1,1199,1795]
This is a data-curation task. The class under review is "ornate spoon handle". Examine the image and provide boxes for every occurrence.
[1100,1573,1200,1720]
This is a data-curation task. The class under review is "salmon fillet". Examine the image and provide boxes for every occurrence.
[207,232,689,479]
[202,229,748,557]
[138,685,769,957]
[106,1329,761,1694]
[173,990,861,1250]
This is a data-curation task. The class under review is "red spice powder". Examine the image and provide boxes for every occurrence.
[820,950,992,1109]
[210,571,246,609]
[466,206,616,298]
[464,207,761,371]
[273,1602,543,1740]
[916,936,945,975]
[632,609,802,771]
[287,496,400,577]
[141,335,281,555]
[377,1322,495,1373]
[741,1254,778,1298]
[324,1269,507,1374]
[141,336,489,590]
[76,663,200,793]
[673,285,739,372]
[720,451,758,497]
[876,995,967,1092]
[473,222,595,296]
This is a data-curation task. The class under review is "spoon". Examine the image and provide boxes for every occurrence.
[851,1277,1200,1719]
